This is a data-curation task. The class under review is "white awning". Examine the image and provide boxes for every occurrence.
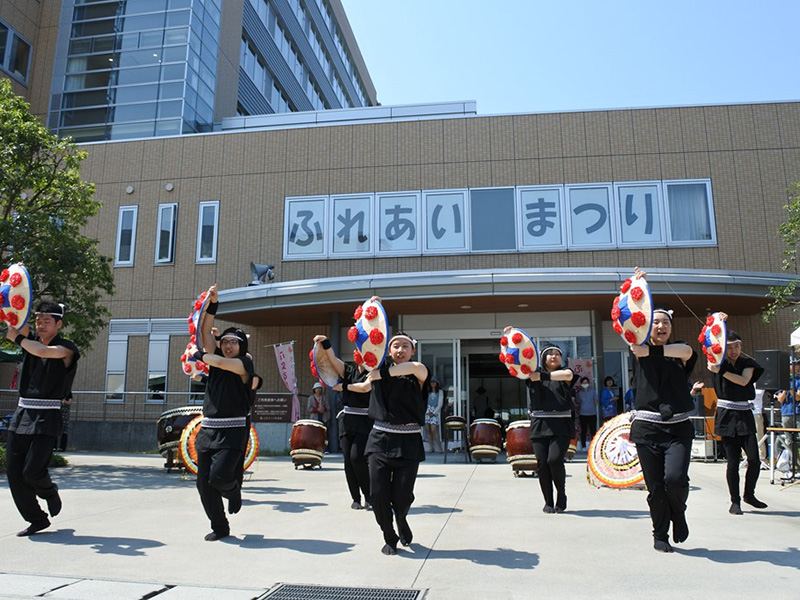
[791,326,800,347]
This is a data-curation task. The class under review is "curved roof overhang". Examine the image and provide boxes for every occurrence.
[217,268,794,327]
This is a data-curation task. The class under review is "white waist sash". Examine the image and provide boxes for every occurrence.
[530,410,572,418]
[716,399,752,411]
[201,416,247,428]
[18,397,61,410]
[631,410,690,424]
[373,421,422,434]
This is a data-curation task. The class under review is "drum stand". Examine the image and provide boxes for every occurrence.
[443,424,471,464]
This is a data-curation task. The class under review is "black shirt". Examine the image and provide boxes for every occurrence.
[526,369,577,439]
[10,333,80,437]
[714,356,763,437]
[196,353,254,452]
[365,364,430,461]
[631,343,697,443]
[341,362,372,437]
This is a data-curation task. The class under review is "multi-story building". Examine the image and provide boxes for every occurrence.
[2,0,376,141]
[1,2,799,453]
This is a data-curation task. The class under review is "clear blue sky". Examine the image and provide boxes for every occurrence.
[341,0,800,114]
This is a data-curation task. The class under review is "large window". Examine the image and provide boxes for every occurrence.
[664,180,716,244]
[147,336,169,403]
[196,201,219,263]
[0,18,32,84]
[105,337,128,403]
[155,202,178,264]
[115,205,138,266]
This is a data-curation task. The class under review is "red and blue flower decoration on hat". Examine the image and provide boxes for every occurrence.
[0,263,32,329]
[698,312,727,367]
[181,290,211,378]
[347,298,388,371]
[611,275,653,346]
[498,327,539,379]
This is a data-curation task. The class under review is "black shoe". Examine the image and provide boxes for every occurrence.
[542,505,555,514]
[351,501,363,510]
[743,495,767,509]
[397,519,413,547]
[653,538,674,553]
[671,514,689,543]
[204,531,230,541]
[46,486,62,518]
[17,520,50,537]
[381,543,397,555]
[729,502,743,515]
[228,490,242,514]
[555,494,567,513]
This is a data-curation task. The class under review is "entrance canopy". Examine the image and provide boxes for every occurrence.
[791,326,800,347]
[217,267,792,328]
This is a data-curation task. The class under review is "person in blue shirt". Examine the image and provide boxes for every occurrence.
[600,376,619,422]
[775,360,800,467]
[624,376,636,412]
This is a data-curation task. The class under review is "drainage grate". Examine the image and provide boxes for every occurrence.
[260,583,425,600]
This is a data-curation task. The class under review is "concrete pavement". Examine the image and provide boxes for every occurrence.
[0,451,798,599]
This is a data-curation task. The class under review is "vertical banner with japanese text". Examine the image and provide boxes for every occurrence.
[274,342,300,422]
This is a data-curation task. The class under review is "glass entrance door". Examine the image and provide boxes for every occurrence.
[418,339,462,421]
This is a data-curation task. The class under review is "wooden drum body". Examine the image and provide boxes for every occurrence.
[290,419,328,469]
[444,415,467,431]
[469,418,502,462]
[567,435,578,459]
[156,406,202,472]
[505,420,537,476]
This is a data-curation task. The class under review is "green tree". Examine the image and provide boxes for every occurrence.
[764,182,800,325]
[0,78,113,349]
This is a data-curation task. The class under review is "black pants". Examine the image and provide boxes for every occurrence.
[579,415,597,446]
[6,431,59,525]
[531,436,569,507]
[721,434,760,503]
[368,453,418,546]
[196,447,243,535]
[341,431,370,504]
[635,438,691,542]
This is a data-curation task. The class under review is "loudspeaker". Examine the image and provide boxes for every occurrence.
[755,350,790,390]
[248,262,275,285]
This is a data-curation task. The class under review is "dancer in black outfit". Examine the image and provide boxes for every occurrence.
[519,336,576,513]
[192,284,254,541]
[628,269,697,553]
[351,332,429,555]
[708,327,766,514]
[5,302,80,536]
[313,334,372,510]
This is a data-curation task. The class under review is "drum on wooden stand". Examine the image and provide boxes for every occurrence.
[566,435,579,460]
[157,406,202,472]
[469,418,503,462]
[290,419,328,469]
[177,416,259,476]
[505,420,537,477]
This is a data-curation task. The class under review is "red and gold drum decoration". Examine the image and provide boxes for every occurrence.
[290,419,328,469]
[177,415,259,476]
[611,275,653,346]
[181,290,212,378]
[505,420,537,476]
[566,435,578,460]
[586,412,645,489]
[310,341,340,388]
[698,312,727,367]
[469,418,503,462]
[0,263,33,329]
[498,327,538,379]
[347,298,388,371]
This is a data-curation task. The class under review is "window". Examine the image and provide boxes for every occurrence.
[196,201,219,262]
[146,336,169,403]
[105,337,129,403]
[664,180,716,244]
[423,190,468,253]
[566,184,615,249]
[115,205,138,266]
[470,188,516,251]
[0,18,32,84]
[614,181,665,246]
[155,202,178,264]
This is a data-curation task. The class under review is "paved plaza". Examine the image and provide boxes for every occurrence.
[0,451,798,599]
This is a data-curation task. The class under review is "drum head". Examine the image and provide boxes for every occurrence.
[0,263,33,329]
[312,342,340,388]
[611,275,653,347]
[699,312,727,367]
[178,416,259,475]
[348,298,388,371]
[587,412,644,489]
[499,327,539,379]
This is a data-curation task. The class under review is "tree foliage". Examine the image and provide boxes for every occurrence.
[764,182,800,325]
[0,78,113,349]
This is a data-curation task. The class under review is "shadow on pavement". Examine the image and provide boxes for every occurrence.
[241,499,328,513]
[242,485,304,495]
[404,544,539,569]
[43,465,192,491]
[222,535,354,554]
[677,546,800,569]
[409,504,463,515]
[565,509,650,519]
[29,528,164,556]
